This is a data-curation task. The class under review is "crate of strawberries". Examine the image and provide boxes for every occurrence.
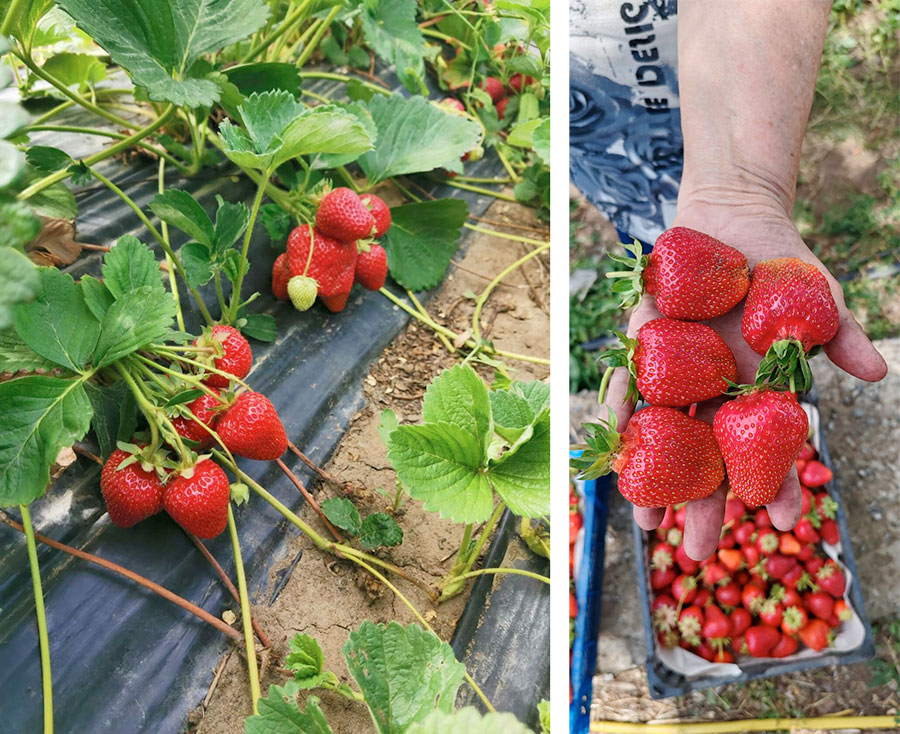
[634,398,875,698]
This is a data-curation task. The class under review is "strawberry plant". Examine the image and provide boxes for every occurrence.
[1,0,549,730]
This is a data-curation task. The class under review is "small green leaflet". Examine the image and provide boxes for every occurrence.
[0,0,54,47]
[0,329,57,373]
[0,246,39,330]
[84,380,137,458]
[356,94,481,184]
[12,268,99,372]
[382,199,468,291]
[148,189,215,247]
[54,0,269,107]
[102,235,164,298]
[245,688,333,734]
[342,622,465,734]
[39,52,106,92]
[259,203,290,245]
[357,0,425,94]
[25,177,77,219]
[285,634,329,690]
[538,699,550,734]
[376,408,399,446]
[26,145,72,174]
[532,118,550,163]
[0,199,41,249]
[239,313,276,342]
[321,497,362,536]
[488,414,550,519]
[92,288,177,368]
[423,365,493,452]
[79,275,115,321]
[359,512,402,550]
[0,375,93,506]
[406,708,534,734]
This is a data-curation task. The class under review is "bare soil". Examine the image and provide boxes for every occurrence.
[189,198,549,733]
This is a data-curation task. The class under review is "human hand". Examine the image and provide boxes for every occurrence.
[604,200,887,561]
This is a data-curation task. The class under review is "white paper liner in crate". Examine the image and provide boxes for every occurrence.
[653,402,866,679]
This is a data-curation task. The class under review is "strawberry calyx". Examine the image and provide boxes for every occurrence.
[605,239,648,309]
[113,441,175,483]
[570,411,621,481]
[754,338,815,393]
[599,330,641,403]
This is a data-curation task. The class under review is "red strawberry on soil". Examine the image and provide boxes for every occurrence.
[286,225,357,311]
[713,388,808,507]
[163,459,230,539]
[194,325,252,388]
[359,194,391,238]
[315,187,375,241]
[171,390,222,448]
[100,449,166,528]
[216,391,288,461]
[355,243,388,291]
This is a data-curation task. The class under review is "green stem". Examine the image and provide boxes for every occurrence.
[472,242,548,342]
[285,17,320,59]
[459,502,505,578]
[158,159,186,332]
[227,505,260,714]
[454,175,514,184]
[20,504,53,734]
[443,179,518,203]
[295,5,341,68]
[598,366,614,406]
[240,0,313,63]
[29,100,74,126]
[214,271,228,317]
[420,27,472,49]
[14,50,138,131]
[450,522,474,573]
[1,0,27,35]
[18,104,175,200]
[495,144,522,183]
[453,567,550,584]
[115,363,162,453]
[227,168,270,323]
[151,349,252,388]
[464,222,548,248]
[298,71,391,97]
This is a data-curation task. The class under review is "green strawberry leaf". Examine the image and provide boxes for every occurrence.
[79,275,115,321]
[245,687,333,734]
[0,0,54,48]
[25,145,73,174]
[342,622,465,734]
[285,634,329,690]
[422,364,492,452]
[12,268,99,371]
[532,117,550,163]
[406,708,534,734]
[308,101,376,171]
[489,389,534,445]
[102,235,164,298]
[259,202,291,245]
[149,189,215,248]
[178,242,214,287]
[0,329,58,373]
[0,374,93,506]
[222,62,302,117]
[357,0,425,94]
[356,93,480,184]
[84,380,137,459]
[0,245,39,330]
[239,312,276,342]
[212,195,249,255]
[321,497,362,536]
[382,198,468,291]
[0,198,41,248]
[359,512,402,550]
[376,408,398,446]
[387,422,493,523]
[487,413,549,519]
[25,177,77,219]
[92,287,177,368]
[54,0,269,107]
[39,52,107,93]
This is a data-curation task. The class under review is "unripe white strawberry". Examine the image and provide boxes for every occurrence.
[287,275,318,311]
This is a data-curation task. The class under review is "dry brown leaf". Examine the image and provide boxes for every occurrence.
[25,217,98,267]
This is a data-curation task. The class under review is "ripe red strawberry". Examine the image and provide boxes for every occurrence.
[651,542,676,571]
[796,543,817,563]
[650,566,677,590]
[359,194,391,238]
[745,625,781,657]
[800,460,832,488]
[783,588,804,609]
[674,504,688,529]
[713,388,808,507]
[781,604,808,636]
[805,557,825,576]
[779,532,802,556]
[715,581,741,607]
[608,318,737,407]
[797,618,832,651]
[731,634,748,656]
[800,486,814,514]
[507,73,535,93]
[678,605,704,646]
[742,257,839,356]
[819,518,839,545]
[320,292,351,312]
[754,507,772,528]
[702,561,729,588]
[480,76,504,103]
[742,543,761,568]
[286,225,357,306]
[717,548,743,574]
[770,634,798,658]
[702,605,732,643]
[163,460,229,538]
[781,564,807,590]
[804,590,834,620]
[730,607,752,637]
[194,325,252,388]
[651,595,678,630]
[755,528,779,555]
[216,391,288,460]
[594,407,723,507]
[355,243,387,291]
[694,640,716,661]
[764,553,798,580]
[717,531,736,550]
[495,96,510,119]
[799,442,816,461]
[100,449,166,528]
[734,520,756,546]
[316,187,375,241]
[171,390,222,448]
[608,228,750,320]
[659,505,676,529]
[723,496,747,527]
[834,598,852,621]
[758,598,784,627]
[793,517,820,545]
[569,511,583,544]
[569,592,578,619]
[671,573,698,604]
[742,582,766,613]
[693,588,713,608]
[272,252,290,300]
[713,648,734,663]
[674,544,699,574]
[815,560,846,597]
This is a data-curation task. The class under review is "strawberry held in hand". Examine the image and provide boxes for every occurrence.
[713,388,808,507]
[286,224,357,312]
[315,187,375,241]
[216,391,288,460]
[163,459,230,539]
[607,227,750,321]
[606,318,737,407]
[100,448,166,528]
[574,406,724,508]
[194,325,252,388]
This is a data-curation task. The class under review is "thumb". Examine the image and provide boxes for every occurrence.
[824,308,888,382]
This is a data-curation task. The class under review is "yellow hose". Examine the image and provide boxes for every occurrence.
[590,715,899,733]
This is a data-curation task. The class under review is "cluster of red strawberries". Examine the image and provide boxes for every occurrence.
[578,227,841,513]
[479,73,534,120]
[100,325,288,539]
[649,440,849,661]
[272,187,391,313]
[568,480,583,702]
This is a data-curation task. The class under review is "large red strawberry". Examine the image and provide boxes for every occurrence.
[355,243,387,291]
[359,194,391,238]
[100,448,166,528]
[576,406,723,508]
[480,76,504,103]
[194,325,252,388]
[171,390,222,449]
[216,391,288,460]
[286,224,357,311]
[163,460,230,538]
[272,252,290,301]
[607,318,737,407]
[315,187,375,241]
[607,228,749,320]
[713,389,808,507]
